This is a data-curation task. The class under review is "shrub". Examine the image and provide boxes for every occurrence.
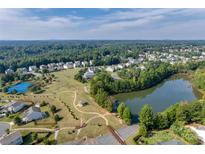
[13,116,22,125]
[31,132,38,141]
[170,121,199,144]
[40,101,47,107]
[117,102,125,118]
[54,114,61,122]
[50,105,57,113]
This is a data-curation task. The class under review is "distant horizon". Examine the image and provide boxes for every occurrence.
[1,8,205,40]
[1,39,205,41]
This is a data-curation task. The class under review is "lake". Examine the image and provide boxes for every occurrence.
[115,78,201,122]
[7,82,32,93]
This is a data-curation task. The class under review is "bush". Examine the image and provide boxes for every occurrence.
[117,102,125,118]
[54,114,61,122]
[31,132,38,141]
[13,116,22,125]
[40,101,47,107]
[50,105,57,113]
[170,121,199,144]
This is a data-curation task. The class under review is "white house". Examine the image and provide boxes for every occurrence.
[74,61,81,68]
[82,61,88,67]
[22,106,46,123]
[29,66,37,72]
[83,71,95,79]
[89,60,93,66]
[5,69,14,75]
[39,65,47,70]
[88,67,96,73]
[63,62,73,69]
[0,131,23,145]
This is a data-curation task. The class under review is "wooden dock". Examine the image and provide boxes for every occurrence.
[107,125,126,145]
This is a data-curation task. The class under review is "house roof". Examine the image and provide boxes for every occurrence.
[157,139,184,145]
[0,131,22,145]
[10,102,26,108]
[29,106,41,112]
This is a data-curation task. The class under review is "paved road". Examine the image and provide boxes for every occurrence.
[0,122,10,137]
[64,124,138,145]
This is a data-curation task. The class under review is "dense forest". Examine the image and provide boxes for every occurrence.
[0,40,205,73]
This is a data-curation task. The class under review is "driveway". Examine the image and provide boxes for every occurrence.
[64,124,138,145]
[0,122,10,137]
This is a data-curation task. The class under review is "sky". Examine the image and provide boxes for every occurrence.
[0,8,205,40]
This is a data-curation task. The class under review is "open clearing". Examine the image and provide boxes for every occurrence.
[0,69,123,144]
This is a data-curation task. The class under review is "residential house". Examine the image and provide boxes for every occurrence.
[88,67,96,73]
[83,71,95,79]
[89,60,93,66]
[2,101,27,114]
[22,106,46,123]
[29,66,37,72]
[39,65,47,70]
[63,62,73,69]
[0,131,23,145]
[73,61,81,68]
[82,61,88,67]
[5,69,14,75]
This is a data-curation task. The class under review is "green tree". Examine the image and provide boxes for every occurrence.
[50,105,57,113]
[14,116,22,125]
[117,102,125,118]
[3,86,8,93]
[154,112,169,130]
[54,114,61,122]
[122,107,132,125]
[12,89,18,94]
[138,124,148,137]
[176,104,191,123]
[139,104,154,131]
[5,128,10,134]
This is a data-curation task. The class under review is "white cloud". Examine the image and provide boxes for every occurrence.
[0,9,205,40]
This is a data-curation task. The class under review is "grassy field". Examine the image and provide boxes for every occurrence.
[0,68,123,144]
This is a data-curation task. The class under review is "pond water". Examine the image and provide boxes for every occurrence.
[115,78,201,122]
[7,82,32,93]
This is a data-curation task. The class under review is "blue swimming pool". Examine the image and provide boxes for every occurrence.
[7,82,32,93]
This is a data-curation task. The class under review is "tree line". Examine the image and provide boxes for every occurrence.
[135,100,205,144]
[89,62,176,111]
